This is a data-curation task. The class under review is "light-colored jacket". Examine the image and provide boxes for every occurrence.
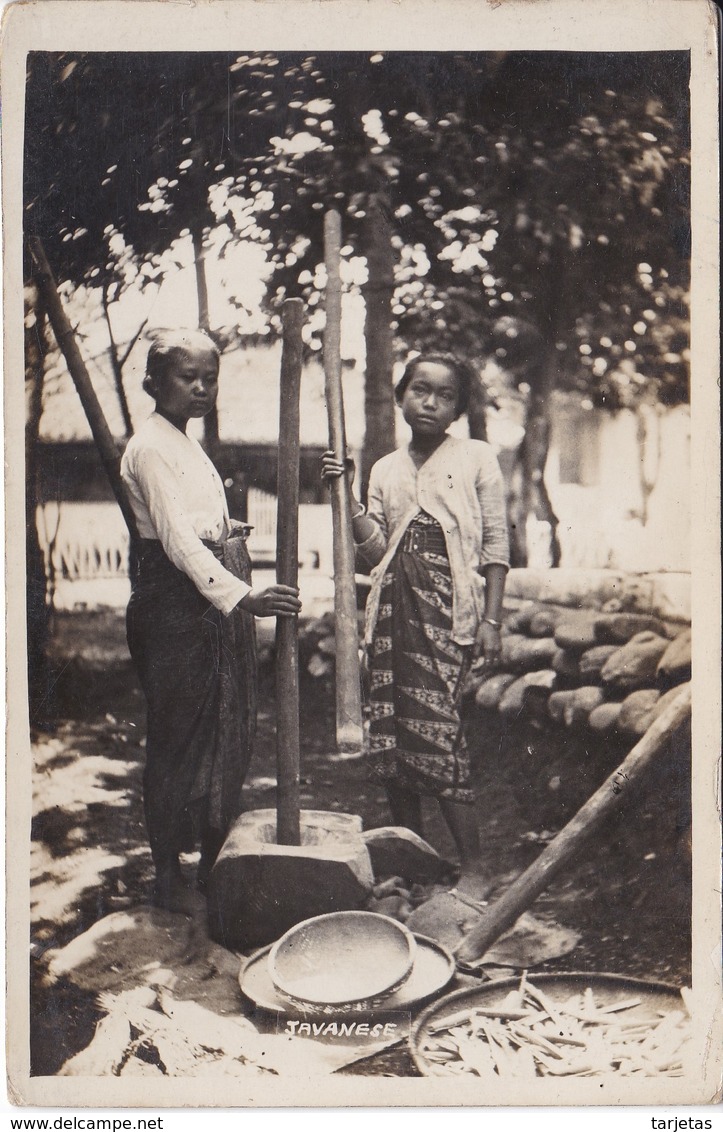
[356,435,510,647]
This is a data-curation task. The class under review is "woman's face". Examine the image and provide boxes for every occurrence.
[400,361,460,437]
[152,346,219,425]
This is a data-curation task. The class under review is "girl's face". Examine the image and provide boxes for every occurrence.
[153,345,219,426]
[400,361,460,438]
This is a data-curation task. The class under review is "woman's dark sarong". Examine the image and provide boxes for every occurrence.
[126,536,257,868]
[367,512,474,804]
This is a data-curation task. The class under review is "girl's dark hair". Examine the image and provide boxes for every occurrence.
[394,353,475,418]
[143,329,220,397]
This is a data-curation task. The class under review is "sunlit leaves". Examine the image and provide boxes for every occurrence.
[25,50,689,405]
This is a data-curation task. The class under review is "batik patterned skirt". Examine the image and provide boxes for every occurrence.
[367,511,475,804]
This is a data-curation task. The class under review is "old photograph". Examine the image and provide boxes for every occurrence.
[2,0,721,1111]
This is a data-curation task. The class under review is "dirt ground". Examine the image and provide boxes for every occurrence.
[28,611,691,1077]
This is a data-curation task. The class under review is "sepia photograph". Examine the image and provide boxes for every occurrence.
[2,0,721,1111]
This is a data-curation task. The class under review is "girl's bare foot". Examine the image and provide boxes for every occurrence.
[455,871,495,904]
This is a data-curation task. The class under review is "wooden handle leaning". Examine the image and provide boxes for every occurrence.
[27,236,139,543]
[455,683,692,964]
[323,210,364,758]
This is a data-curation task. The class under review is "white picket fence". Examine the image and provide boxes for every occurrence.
[245,486,277,565]
[35,495,334,611]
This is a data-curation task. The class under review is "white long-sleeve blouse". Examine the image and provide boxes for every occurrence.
[120,412,251,615]
[356,435,510,647]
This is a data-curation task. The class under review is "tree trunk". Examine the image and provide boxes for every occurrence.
[507,348,561,568]
[25,282,50,725]
[360,193,397,496]
[191,223,220,453]
[192,223,211,332]
[521,424,562,566]
[526,253,568,567]
[467,368,488,442]
[101,282,134,440]
[506,457,529,568]
[500,258,566,567]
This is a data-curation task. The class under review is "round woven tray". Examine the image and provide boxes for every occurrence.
[410,971,687,1078]
[240,933,455,1017]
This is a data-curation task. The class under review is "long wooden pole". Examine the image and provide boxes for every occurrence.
[455,682,692,965]
[323,210,364,758]
[275,299,305,846]
[27,236,139,543]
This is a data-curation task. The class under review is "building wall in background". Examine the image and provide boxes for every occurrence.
[543,398,690,574]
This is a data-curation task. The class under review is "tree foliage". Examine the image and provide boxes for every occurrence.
[26,49,690,412]
[25,49,691,567]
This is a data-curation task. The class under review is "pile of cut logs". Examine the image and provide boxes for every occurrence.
[465,603,691,740]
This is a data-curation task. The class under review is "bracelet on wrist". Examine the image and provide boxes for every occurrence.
[482,617,502,629]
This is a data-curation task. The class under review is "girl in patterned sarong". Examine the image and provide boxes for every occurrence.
[122,330,301,914]
[322,354,509,904]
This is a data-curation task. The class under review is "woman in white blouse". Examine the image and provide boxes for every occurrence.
[122,330,300,914]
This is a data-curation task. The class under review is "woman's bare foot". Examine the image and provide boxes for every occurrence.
[152,868,199,916]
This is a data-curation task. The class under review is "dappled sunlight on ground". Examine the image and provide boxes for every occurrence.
[34,744,136,817]
[30,686,152,962]
[31,732,142,926]
[31,844,130,926]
